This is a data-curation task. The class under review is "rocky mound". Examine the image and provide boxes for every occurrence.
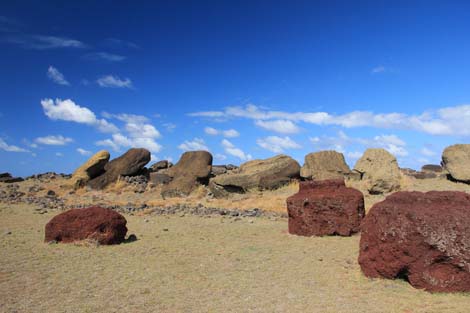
[353,148,401,194]
[88,148,151,190]
[442,144,470,183]
[0,173,24,183]
[149,160,173,172]
[161,151,213,197]
[287,179,364,236]
[70,150,110,188]
[300,150,350,180]
[359,191,470,292]
[45,206,128,244]
[209,154,300,197]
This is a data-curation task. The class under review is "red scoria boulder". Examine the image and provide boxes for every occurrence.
[359,191,470,292]
[286,179,365,236]
[45,206,127,244]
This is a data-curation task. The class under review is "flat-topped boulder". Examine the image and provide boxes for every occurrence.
[287,179,365,236]
[442,144,470,183]
[45,206,128,245]
[88,148,151,190]
[359,191,470,292]
[353,148,401,194]
[70,150,110,188]
[161,151,212,197]
[209,154,300,197]
[300,150,351,180]
[149,160,173,172]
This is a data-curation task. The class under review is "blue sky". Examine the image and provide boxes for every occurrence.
[1,1,470,176]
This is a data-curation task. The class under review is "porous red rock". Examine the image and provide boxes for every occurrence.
[286,179,365,236]
[45,206,127,244]
[359,191,470,292]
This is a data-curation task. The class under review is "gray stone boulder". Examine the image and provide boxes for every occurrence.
[442,144,470,183]
[161,151,212,197]
[300,150,351,180]
[353,148,401,194]
[70,150,110,188]
[88,148,151,190]
[211,164,238,176]
[209,154,300,197]
[149,160,173,172]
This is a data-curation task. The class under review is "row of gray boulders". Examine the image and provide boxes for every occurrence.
[286,177,470,293]
[68,143,470,197]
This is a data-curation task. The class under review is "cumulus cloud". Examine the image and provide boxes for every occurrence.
[221,139,252,161]
[178,138,209,151]
[35,135,73,146]
[189,103,470,136]
[77,148,92,156]
[97,75,133,88]
[47,66,70,86]
[41,98,119,133]
[83,52,126,62]
[0,138,29,152]
[255,119,300,134]
[204,127,239,137]
[256,136,301,153]
[96,133,162,153]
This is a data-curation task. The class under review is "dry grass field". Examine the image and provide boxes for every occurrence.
[2,201,470,313]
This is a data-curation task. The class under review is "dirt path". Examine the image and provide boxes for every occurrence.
[1,204,469,312]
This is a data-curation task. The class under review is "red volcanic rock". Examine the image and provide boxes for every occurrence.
[286,179,365,236]
[45,206,127,244]
[359,191,470,293]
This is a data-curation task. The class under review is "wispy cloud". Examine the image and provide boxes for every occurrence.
[256,136,301,153]
[221,139,251,161]
[189,103,470,136]
[77,148,92,156]
[178,138,209,151]
[371,65,386,74]
[255,119,300,134]
[204,127,240,138]
[104,38,140,49]
[35,135,73,146]
[41,98,119,133]
[5,34,86,50]
[83,52,126,62]
[47,66,70,86]
[0,138,29,152]
[97,75,133,89]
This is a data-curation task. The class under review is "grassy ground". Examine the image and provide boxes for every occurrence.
[1,204,470,313]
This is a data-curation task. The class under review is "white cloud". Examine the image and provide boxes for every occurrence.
[347,151,363,159]
[178,138,209,151]
[125,123,161,139]
[420,147,437,157]
[96,133,162,153]
[221,139,252,161]
[163,123,176,132]
[104,38,140,49]
[214,153,227,161]
[255,119,300,134]
[6,34,86,50]
[56,152,63,157]
[0,138,29,152]
[189,103,470,136]
[371,66,386,74]
[97,75,133,89]
[77,148,92,156]
[204,127,240,138]
[47,66,70,86]
[41,98,119,133]
[256,136,302,153]
[84,52,126,62]
[35,135,73,146]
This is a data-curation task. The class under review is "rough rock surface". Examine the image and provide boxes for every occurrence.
[300,150,351,180]
[211,164,238,176]
[149,160,173,172]
[88,148,151,190]
[359,191,470,292]
[209,155,300,197]
[161,151,212,197]
[286,179,364,236]
[421,164,442,173]
[70,150,110,188]
[0,173,24,183]
[353,148,401,194]
[45,206,128,244]
[150,172,172,185]
[400,168,437,180]
[442,144,470,183]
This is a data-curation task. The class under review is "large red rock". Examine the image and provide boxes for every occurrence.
[286,179,365,236]
[359,191,470,292]
[45,206,127,244]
